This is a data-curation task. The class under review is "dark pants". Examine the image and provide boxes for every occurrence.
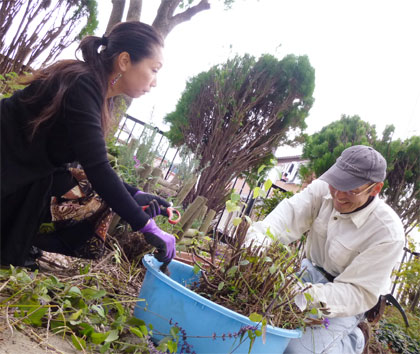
[1,169,97,266]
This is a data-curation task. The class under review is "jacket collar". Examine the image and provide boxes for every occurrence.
[324,194,380,228]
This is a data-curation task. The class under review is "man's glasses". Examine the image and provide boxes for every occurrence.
[330,183,377,197]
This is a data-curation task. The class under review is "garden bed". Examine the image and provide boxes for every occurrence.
[1,232,418,354]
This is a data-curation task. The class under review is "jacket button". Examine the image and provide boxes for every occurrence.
[333,217,338,220]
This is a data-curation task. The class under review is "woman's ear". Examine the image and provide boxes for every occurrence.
[116,51,131,72]
[371,182,384,196]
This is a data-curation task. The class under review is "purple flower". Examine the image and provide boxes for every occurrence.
[133,156,141,169]
[323,318,330,329]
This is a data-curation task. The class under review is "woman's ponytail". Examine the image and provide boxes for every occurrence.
[77,35,104,69]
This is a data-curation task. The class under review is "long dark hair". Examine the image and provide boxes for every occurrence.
[21,21,164,138]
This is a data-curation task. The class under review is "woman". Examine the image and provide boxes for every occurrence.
[1,21,175,268]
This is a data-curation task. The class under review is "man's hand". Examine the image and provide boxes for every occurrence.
[139,219,175,263]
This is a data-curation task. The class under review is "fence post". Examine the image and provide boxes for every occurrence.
[164,147,180,180]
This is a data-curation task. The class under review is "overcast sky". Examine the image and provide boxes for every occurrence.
[90,0,420,157]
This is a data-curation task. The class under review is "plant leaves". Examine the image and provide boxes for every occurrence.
[264,179,273,192]
[227,266,238,277]
[226,200,240,213]
[69,309,83,321]
[104,329,119,343]
[230,192,241,203]
[167,340,177,353]
[68,286,82,297]
[129,327,144,339]
[269,264,277,275]
[170,326,179,338]
[99,342,110,354]
[249,312,262,322]
[257,164,266,174]
[91,332,109,344]
[27,306,48,326]
[253,187,261,199]
[233,217,242,226]
[92,304,105,318]
[71,334,86,350]
[81,288,106,300]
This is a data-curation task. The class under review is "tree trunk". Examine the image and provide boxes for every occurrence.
[152,0,210,38]
[105,0,127,34]
[126,0,143,21]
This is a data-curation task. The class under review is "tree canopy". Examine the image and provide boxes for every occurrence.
[301,115,377,178]
[165,53,315,211]
[301,115,420,234]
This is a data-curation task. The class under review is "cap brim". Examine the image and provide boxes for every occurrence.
[319,164,369,191]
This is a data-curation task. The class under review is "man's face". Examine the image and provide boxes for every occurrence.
[328,182,383,213]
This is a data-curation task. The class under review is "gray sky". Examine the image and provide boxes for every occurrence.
[59,0,420,248]
[91,0,420,155]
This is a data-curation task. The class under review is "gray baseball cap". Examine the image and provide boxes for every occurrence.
[319,145,387,191]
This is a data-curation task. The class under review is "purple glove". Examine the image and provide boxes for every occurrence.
[134,191,170,209]
[139,219,176,263]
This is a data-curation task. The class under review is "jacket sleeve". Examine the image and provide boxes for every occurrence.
[246,180,326,246]
[307,237,404,317]
[63,75,149,230]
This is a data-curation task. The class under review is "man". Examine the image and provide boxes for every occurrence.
[246,145,404,354]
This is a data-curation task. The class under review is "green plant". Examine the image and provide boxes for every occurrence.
[393,256,420,314]
[191,239,318,330]
[0,250,182,353]
[382,305,420,343]
[255,189,294,218]
[375,320,420,354]
[0,72,28,98]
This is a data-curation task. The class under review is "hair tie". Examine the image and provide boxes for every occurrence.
[101,35,108,46]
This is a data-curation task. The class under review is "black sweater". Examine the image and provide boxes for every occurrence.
[1,73,149,230]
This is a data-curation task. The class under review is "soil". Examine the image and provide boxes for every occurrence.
[0,319,78,354]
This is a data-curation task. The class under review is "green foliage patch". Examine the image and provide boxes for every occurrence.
[375,320,420,354]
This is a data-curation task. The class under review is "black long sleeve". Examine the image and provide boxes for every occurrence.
[63,75,149,230]
[124,182,139,196]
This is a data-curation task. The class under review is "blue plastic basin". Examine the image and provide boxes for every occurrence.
[134,254,301,353]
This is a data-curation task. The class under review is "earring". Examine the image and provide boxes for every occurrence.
[111,73,122,87]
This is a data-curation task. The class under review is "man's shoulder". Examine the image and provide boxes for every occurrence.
[303,179,331,200]
[371,198,405,242]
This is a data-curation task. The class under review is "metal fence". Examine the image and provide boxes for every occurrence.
[391,247,420,310]
[115,114,179,180]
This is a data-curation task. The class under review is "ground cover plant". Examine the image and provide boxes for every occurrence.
[371,306,420,354]
[0,241,183,353]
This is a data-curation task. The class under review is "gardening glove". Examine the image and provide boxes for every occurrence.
[142,199,175,220]
[139,219,176,263]
[133,190,171,209]
[143,199,162,218]
[293,282,309,312]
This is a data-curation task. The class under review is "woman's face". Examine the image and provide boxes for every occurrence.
[121,46,163,98]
